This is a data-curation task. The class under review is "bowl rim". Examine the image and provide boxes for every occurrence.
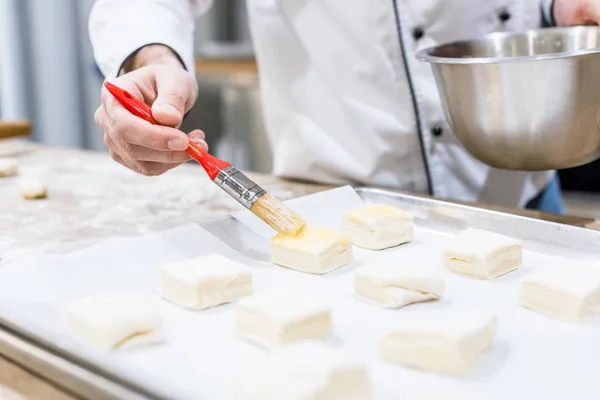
[416,26,600,65]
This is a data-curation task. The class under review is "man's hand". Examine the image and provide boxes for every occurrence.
[555,0,600,26]
[94,45,208,176]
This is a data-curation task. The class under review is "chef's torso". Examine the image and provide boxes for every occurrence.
[245,0,554,207]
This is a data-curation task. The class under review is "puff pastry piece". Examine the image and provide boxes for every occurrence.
[270,226,353,274]
[19,176,47,199]
[379,312,496,375]
[353,263,444,309]
[342,204,414,250]
[235,289,332,349]
[157,254,252,310]
[442,229,522,279]
[0,157,18,177]
[518,265,600,322]
[235,342,372,400]
[67,292,163,349]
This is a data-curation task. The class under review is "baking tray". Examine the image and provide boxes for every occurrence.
[0,187,598,400]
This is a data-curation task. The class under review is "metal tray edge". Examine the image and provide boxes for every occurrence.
[356,187,600,255]
[0,320,157,400]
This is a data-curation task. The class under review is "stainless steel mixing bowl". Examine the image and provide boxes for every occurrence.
[416,26,600,171]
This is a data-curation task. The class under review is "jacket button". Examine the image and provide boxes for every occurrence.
[499,10,511,22]
[431,125,444,137]
[412,27,424,40]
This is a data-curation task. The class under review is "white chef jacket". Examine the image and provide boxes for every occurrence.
[90,0,558,208]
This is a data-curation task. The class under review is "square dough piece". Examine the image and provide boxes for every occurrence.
[354,263,444,309]
[342,204,414,250]
[0,157,18,177]
[19,176,47,199]
[235,342,372,400]
[157,254,252,310]
[270,225,353,274]
[379,312,496,375]
[518,265,600,322]
[442,229,522,279]
[67,292,163,349]
[236,289,332,349]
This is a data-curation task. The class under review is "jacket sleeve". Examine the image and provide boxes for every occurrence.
[540,0,556,26]
[89,0,213,78]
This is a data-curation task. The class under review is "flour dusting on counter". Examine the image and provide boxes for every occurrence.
[0,146,301,261]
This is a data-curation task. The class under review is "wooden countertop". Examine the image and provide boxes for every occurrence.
[0,121,31,141]
[195,58,257,76]
[0,140,597,399]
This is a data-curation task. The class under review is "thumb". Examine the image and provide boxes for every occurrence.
[151,72,191,128]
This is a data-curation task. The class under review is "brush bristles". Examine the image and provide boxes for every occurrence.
[250,193,306,236]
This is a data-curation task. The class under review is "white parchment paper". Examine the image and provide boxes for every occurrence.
[0,186,598,400]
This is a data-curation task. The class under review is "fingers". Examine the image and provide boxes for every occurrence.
[151,69,198,128]
[108,106,190,150]
[119,142,191,163]
[188,129,209,152]
[111,151,181,176]
[97,100,191,176]
[95,65,201,177]
[105,133,183,176]
[100,84,190,151]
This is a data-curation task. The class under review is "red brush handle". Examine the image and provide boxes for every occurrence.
[103,81,230,180]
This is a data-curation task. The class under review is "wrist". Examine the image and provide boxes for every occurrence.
[120,44,185,74]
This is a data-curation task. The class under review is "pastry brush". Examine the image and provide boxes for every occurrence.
[104,82,306,236]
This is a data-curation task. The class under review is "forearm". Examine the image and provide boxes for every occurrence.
[89,0,205,78]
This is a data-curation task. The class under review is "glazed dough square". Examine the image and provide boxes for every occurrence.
[354,263,444,309]
[235,342,372,400]
[67,292,163,349]
[19,176,47,199]
[0,157,18,177]
[270,226,353,274]
[379,312,496,375]
[235,289,332,349]
[157,254,252,310]
[442,229,522,279]
[518,265,600,322]
[342,204,414,250]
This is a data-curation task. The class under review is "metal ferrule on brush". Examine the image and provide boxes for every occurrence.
[214,166,266,209]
